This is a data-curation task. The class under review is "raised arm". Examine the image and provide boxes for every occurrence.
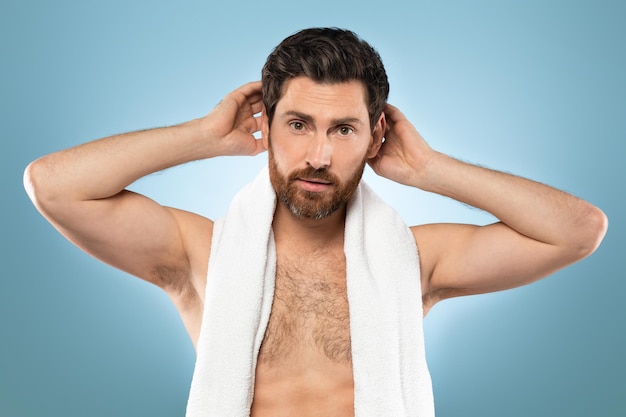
[369,104,608,313]
[23,81,265,303]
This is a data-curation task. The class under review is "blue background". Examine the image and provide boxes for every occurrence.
[2,0,624,416]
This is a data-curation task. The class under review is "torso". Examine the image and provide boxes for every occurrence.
[176,214,431,416]
[250,245,355,417]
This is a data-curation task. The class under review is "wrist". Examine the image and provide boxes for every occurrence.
[408,150,449,192]
[182,117,224,160]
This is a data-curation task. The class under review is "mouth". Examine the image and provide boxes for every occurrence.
[296,177,333,192]
[300,177,332,185]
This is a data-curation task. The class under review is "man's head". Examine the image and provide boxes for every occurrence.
[262,28,389,220]
[262,27,389,131]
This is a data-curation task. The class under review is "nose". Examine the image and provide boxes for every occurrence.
[306,134,332,170]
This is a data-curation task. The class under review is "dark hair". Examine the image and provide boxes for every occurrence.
[262,27,389,130]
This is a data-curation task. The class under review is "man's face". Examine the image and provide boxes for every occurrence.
[263,76,383,220]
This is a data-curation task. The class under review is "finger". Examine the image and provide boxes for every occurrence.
[227,81,263,109]
[249,137,268,156]
[244,113,263,134]
[237,81,263,97]
[254,113,263,132]
[243,83,264,107]
[249,99,264,115]
[383,103,402,122]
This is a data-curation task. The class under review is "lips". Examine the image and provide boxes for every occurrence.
[287,167,338,192]
[296,177,333,192]
[300,177,332,185]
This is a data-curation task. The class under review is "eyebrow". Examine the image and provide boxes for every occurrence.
[282,110,364,127]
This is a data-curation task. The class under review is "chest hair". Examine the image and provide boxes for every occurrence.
[257,250,352,366]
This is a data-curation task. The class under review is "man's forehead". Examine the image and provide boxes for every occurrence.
[275,76,369,120]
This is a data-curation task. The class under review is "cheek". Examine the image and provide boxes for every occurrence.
[270,135,307,167]
[337,141,371,167]
[269,142,287,167]
[268,140,296,176]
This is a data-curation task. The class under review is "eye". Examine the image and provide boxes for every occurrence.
[289,121,305,131]
[337,126,354,136]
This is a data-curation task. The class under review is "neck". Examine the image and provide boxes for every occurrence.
[272,202,346,250]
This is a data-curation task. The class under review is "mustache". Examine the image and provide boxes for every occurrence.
[288,167,339,183]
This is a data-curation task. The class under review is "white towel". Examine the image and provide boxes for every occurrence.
[186,167,434,417]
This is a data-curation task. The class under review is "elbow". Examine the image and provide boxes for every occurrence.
[24,159,42,205]
[23,157,59,214]
[571,204,608,260]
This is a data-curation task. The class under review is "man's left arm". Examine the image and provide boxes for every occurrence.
[369,104,608,311]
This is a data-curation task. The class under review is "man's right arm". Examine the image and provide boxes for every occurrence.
[23,82,265,302]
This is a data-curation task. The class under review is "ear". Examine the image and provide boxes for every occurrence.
[367,112,386,158]
[261,105,270,149]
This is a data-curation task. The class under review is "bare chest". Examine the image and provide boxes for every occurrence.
[257,250,352,365]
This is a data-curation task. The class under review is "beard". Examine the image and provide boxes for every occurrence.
[268,146,367,220]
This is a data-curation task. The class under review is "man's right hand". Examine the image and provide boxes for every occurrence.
[201,81,266,157]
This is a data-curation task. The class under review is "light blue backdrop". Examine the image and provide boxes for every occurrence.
[2,0,624,416]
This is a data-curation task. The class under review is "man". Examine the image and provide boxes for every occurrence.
[24,28,607,416]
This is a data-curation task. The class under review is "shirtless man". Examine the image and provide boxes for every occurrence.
[24,28,607,416]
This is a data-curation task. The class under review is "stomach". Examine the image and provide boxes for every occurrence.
[250,354,355,417]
